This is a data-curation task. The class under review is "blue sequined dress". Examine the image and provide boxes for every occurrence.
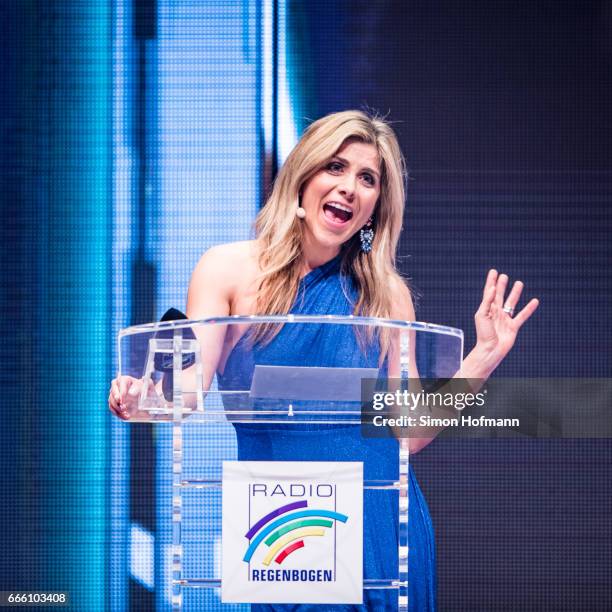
[218,256,436,612]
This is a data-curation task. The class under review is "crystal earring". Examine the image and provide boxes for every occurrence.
[360,217,374,253]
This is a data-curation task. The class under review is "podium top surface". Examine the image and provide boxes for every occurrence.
[118,314,463,340]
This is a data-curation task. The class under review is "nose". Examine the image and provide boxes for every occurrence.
[338,174,356,200]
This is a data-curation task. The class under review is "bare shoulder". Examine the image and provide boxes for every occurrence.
[388,273,415,321]
[192,241,257,282]
[198,240,256,262]
[186,241,259,318]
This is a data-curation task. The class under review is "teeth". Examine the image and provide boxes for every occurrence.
[326,202,352,213]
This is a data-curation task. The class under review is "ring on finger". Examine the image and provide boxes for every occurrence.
[502,304,515,316]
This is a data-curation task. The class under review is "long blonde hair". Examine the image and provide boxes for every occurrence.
[255,110,408,338]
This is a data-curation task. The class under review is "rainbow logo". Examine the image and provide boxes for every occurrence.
[243,500,348,566]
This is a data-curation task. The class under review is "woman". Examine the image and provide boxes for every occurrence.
[109,110,538,610]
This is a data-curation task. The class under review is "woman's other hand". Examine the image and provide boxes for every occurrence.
[108,375,154,421]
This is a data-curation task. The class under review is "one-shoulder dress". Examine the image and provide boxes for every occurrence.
[217,256,436,612]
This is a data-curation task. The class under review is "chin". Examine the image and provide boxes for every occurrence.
[313,230,350,252]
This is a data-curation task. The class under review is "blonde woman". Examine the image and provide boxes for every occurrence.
[109,110,538,611]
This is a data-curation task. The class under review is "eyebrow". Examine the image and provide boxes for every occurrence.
[332,155,380,178]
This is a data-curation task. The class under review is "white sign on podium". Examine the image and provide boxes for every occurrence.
[222,461,363,604]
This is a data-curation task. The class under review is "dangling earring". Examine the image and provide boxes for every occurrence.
[360,217,374,253]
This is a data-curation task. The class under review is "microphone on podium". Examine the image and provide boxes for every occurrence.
[154,308,196,401]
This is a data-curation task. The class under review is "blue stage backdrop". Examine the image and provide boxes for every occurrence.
[0,2,111,611]
[112,1,262,610]
[1,1,611,611]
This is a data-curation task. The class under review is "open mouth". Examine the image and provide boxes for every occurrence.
[323,203,353,224]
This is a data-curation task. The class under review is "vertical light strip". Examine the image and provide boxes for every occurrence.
[262,0,273,156]
[111,0,134,610]
[276,0,299,165]
[155,1,259,610]
[130,523,155,590]
[37,1,111,609]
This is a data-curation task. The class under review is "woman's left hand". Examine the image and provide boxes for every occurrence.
[472,269,539,375]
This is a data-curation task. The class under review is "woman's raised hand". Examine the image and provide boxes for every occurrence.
[472,269,539,374]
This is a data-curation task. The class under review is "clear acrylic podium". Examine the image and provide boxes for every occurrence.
[117,315,463,611]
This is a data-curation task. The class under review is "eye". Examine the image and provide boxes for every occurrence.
[361,173,376,186]
[326,161,344,173]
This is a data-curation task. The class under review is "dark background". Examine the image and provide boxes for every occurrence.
[296,1,612,610]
